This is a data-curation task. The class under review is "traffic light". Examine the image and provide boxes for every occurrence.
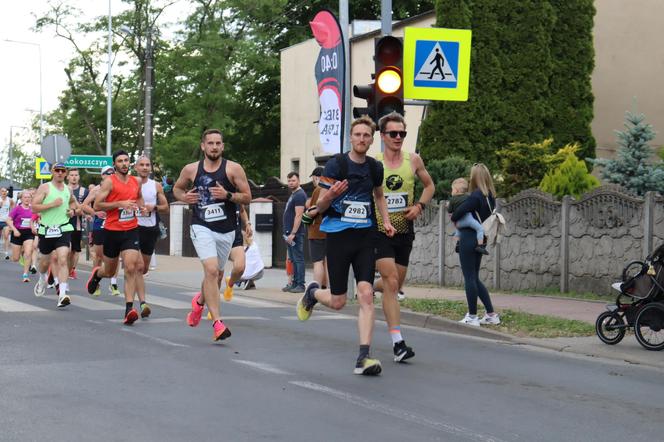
[352,83,376,121]
[374,35,404,120]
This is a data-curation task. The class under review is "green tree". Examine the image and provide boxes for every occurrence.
[539,144,599,198]
[415,156,471,201]
[496,138,556,196]
[590,112,664,196]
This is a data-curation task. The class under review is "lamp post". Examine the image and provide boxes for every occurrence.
[107,0,113,156]
[9,125,29,188]
[3,39,43,145]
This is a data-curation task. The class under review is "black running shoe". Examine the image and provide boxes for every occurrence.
[86,266,102,295]
[393,340,415,362]
[47,268,55,286]
[29,265,37,275]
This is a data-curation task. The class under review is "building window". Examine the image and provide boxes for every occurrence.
[291,159,300,175]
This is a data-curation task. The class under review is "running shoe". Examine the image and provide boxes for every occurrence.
[22,273,29,283]
[93,287,102,297]
[223,276,233,302]
[354,357,382,376]
[397,290,406,301]
[69,269,78,279]
[47,268,55,287]
[86,266,102,295]
[459,313,480,327]
[4,253,9,260]
[206,311,213,321]
[186,292,205,327]
[296,282,319,321]
[393,341,415,362]
[57,294,71,308]
[29,265,37,275]
[34,277,46,297]
[109,283,121,297]
[140,303,152,318]
[479,313,501,325]
[123,308,139,325]
[212,320,231,341]
[19,255,25,266]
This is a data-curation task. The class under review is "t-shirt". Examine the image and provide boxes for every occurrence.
[9,205,34,230]
[69,186,89,230]
[283,188,306,235]
[320,154,383,233]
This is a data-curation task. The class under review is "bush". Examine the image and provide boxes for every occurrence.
[416,156,472,202]
[496,138,556,197]
[539,143,599,198]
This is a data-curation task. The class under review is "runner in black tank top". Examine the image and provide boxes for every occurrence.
[191,158,238,234]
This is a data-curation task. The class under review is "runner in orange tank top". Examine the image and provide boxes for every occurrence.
[86,150,147,325]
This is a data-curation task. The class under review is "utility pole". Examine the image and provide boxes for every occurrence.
[144,27,154,160]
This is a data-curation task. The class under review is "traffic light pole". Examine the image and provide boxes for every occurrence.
[381,0,392,35]
[340,0,351,154]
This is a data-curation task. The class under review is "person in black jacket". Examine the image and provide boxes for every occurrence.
[450,163,501,326]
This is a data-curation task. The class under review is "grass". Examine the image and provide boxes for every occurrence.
[411,283,610,302]
[400,298,595,339]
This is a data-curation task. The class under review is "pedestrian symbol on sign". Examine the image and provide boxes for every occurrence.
[413,40,458,88]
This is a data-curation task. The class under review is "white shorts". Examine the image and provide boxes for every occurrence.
[190,224,236,270]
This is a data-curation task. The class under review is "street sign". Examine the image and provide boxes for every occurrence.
[35,158,51,179]
[65,155,112,169]
[41,134,72,164]
[403,27,472,101]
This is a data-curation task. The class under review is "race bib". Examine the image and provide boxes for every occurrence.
[137,210,151,219]
[119,208,136,222]
[202,203,226,222]
[341,200,370,224]
[20,218,31,228]
[45,226,62,238]
[385,193,408,213]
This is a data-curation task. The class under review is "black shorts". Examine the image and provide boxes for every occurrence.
[38,231,72,255]
[326,228,377,296]
[309,239,326,262]
[91,229,105,246]
[103,228,140,259]
[374,232,415,267]
[70,229,82,252]
[10,229,35,246]
[138,225,160,256]
[232,223,243,248]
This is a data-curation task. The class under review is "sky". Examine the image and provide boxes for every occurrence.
[0,0,187,160]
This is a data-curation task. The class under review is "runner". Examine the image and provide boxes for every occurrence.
[80,166,118,296]
[295,116,395,375]
[134,155,169,318]
[66,168,89,279]
[173,128,251,341]
[373,111,434,362]
[6,190,35,282]
[31,163,78,307]
[85,150,145,325]
[1,187,16,259]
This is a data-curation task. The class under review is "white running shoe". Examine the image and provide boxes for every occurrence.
[397,290,406,301]
[34,277,46,297]
[57,294,71,308]
[459,313,480,326]
[479,313,501,325]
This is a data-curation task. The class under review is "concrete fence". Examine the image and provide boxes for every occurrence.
[408,185,661,294]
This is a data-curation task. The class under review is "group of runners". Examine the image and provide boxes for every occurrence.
[4,114,434,376]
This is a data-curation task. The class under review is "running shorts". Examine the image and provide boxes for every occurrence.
[326,228,377,296]
[103,228,140,259]
[190,224,235,270]
[374,232,415,267]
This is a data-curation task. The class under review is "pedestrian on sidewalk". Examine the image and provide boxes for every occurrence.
[450,163,500,326]
[304,166,328,289]
[282,172,306,293]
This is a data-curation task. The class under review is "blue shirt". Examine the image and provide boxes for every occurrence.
[320,154,383,233]
[283,188,307,235]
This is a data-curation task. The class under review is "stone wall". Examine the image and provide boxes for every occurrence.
[407,185,661,294]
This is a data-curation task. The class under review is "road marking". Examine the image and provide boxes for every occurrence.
[179,292,285,309]
[290,381,509,442]
[220,316,269,321]
[145,295,192,310]
[107,317,182,324]
[280,314,354,321]
[0,296,48,312]
[121,328,189,348]
[67,295,119,311]
[233,359,293,375]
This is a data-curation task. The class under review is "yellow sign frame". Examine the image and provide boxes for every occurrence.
[35,157,51,179]
[403,27,472,101]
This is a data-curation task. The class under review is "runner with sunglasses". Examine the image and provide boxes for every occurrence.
[373,111,434,362]
[31,163,79,308]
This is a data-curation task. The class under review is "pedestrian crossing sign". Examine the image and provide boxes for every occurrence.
[36,157,51,179]
[403,27,472,101]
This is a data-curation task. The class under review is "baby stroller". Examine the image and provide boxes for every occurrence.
[596,243,664,351]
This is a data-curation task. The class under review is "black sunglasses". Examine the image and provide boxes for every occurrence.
[102,171,114,175]
[383,130,407,139]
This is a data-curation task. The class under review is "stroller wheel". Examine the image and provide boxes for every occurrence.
[634,302,664,351]
[595,311,626,345]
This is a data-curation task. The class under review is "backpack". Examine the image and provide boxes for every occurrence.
[478,196,506,246]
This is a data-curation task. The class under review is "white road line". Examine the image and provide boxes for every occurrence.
[107,317,182,324]
[178,291,285,308]
[233,359,293,375]
[67,295,120,311]
[220,316,269,321]
[289,381,509,442]
[120,328,189,347]
[0,296,48,312]
[145,295,192,310]
[280,314,355,321]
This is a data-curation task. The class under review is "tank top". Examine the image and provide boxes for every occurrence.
[0,197,11,221]
[104,174,140,231]
[38,182,74,235]
[375,151,415,235]
[138,178,157,227]
[191,159,238,233]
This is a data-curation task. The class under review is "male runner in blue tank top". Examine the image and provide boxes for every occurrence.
[173,129,252,341]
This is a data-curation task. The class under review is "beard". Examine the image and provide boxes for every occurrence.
[205,152,221,161]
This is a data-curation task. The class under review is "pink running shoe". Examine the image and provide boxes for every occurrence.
[186,292,204,327]
[213,320,231,341]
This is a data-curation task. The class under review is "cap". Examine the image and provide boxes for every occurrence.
[51,162,67,171]
[310,166,324,177]
[101,165,114,175]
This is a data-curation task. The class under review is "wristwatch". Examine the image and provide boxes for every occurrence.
[226,191,233,201]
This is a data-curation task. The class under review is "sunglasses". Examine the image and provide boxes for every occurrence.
[52,169,67,173]
[383,131,407,139]
[102,171,114,175]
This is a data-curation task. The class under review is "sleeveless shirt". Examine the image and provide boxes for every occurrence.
[38,182,74,235]
[138,178,158,227]
[375,151,415,235]
[191,159,238,233]
[104,174,140,231]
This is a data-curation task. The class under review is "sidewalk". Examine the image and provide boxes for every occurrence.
[78,253,664,371]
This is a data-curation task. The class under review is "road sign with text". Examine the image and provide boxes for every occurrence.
[65,155,113,169]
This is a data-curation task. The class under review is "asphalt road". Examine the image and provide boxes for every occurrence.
[1,261,663,442]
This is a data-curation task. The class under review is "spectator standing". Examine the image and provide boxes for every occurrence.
[282,172,306,293]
